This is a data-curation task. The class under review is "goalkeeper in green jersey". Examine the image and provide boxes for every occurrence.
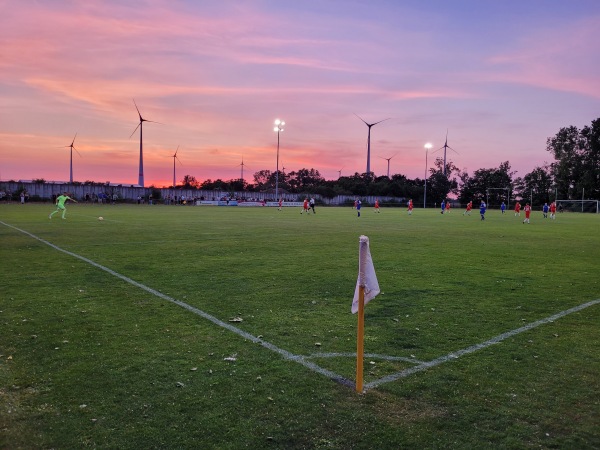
[49,193,77,219]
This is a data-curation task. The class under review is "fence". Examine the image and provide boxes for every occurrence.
[0,181,409,206]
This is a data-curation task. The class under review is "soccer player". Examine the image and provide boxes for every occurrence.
[480,201,486,220]
[309,197,316,214]
[550,201,557,219]
[523,203,531,224]
[278,198,283,211]
[374,199,380,213]
[501,202,506,214]
[514,201,521,216]
[49,192,77,219]
[463,201,472,216]
[301,198,309,214]
[407,199,413,215]
[445,201,451,213]
[356,199,362,217]
[542,202,549,218]
[440,199,445,214]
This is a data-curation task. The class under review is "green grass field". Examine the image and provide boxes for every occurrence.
[1,203,599,449]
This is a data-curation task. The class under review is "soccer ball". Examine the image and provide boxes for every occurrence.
[98,216,104,221]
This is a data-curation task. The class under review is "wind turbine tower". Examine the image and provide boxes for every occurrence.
[130,99,160,187]
[379,153,398,178]
[171,146,181,189]
[434,130,459,177]
[355,114,390,176]
[239,156,250,185]
[62,133,81,183]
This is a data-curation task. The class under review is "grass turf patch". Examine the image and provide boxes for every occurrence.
[1,203,599,448]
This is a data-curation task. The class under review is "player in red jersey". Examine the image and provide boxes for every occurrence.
[374,199,380,213]
[463,201,472,216]
[301,198,309,214]
[550,202,557,219]
[445,201,451,213]
[523,203,531,224]
[514,202,521,216]
[407,199,413,215]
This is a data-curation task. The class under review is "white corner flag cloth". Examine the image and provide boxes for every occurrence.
[351,236,380,314]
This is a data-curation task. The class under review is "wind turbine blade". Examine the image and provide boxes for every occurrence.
[73,146,82,157]
[144,119,164,125]
[132,98,142,118]
[353,113,368,125]
[129,123,141,139]
[372,118,391,126]
[71,132,78,146]
[447,146,459,155]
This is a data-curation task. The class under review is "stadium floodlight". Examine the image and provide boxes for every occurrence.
[424,143,432,208]
[274,119,285,201]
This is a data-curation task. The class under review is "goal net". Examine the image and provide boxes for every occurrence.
[555,199,599,213]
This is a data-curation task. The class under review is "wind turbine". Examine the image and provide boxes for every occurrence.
[354,114,390,176]
[130,99,160,187]
[379,153,398,178]
[171,146,182,189]
[432,130,459,177]
[61,133,81,183]
[338,167,344,178]
[239,156,251,185]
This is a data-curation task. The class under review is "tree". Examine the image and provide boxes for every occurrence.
[181,175,199,189]
[253,170,273,191]
[579,118,600,199]
[516,165,553,206]
[459,161,515,206]
[287,168,324,193]
[546,118,600,200]
[427,158,459,205]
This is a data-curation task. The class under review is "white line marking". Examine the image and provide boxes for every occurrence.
[365,298,600,390]
[2,220,598,392]
[1,221,354,387]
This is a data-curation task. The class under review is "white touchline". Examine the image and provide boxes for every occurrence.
[1,221,353,388]
[3,220,599,392]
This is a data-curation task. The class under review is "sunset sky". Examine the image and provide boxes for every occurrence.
[1,0,599,187]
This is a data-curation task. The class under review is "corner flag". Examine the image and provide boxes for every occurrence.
[351,236,380,314]
[353,235,380,393]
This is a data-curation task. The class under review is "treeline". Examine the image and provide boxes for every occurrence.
[177,118,599,206]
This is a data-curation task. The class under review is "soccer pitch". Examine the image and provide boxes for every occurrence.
[1,203,599,449]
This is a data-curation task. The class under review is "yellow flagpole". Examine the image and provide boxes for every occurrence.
[356,284,365,393]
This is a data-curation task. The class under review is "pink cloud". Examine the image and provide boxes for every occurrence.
[486,16,600,98]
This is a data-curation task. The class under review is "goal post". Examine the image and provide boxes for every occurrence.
[555,199,600,213]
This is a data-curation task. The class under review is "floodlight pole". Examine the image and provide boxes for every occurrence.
[424,143,432,208]
[274,119,285,201]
